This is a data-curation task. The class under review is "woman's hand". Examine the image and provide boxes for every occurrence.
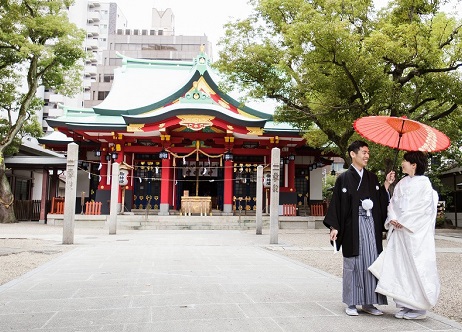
[390,219,403,229]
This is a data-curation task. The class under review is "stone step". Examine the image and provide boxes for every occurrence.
[46,214,324,230]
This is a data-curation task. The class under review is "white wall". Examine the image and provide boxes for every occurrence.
[32,171,43,200]
[310,168,323,200]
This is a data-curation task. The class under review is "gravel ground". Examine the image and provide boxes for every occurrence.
[0,223,461,324]
[0,238,74,286]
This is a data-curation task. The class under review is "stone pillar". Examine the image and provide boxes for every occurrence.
[256,165,263,235]
[223,160,233,214]
[270,148,280,244]
[109,162,119,235]
[159,157,171,215]
[63,143,78,245]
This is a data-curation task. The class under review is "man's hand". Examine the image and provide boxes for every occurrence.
[384,170,396,190]
[330,228,338,241]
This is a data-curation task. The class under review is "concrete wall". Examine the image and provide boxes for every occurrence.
[444,213,462,228]
[76,171,90,199]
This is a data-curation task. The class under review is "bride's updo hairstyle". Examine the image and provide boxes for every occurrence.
[402,151,428,175]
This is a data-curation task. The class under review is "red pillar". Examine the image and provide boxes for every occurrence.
[223,160,233,214]
[169,163,174,208]
[288,159,295,191]
[159,157,171,215]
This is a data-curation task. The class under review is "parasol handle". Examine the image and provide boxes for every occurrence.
[391,120,406,170]
[392,146,400,171]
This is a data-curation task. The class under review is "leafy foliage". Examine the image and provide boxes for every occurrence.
[0,0,85,222]
[214,0,462,169]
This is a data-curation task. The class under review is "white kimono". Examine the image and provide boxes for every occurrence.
[375,175,440,310]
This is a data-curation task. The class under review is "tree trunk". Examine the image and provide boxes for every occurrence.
[0,161,16,223]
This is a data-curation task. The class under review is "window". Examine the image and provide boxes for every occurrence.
[14,179,30,200]
[103,74,114,83]
[97,91,109,100]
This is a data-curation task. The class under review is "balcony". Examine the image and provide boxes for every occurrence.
[83,78,92,90]
[87,11,101,23]
[88,1,101,8]
[84,65,97,77]
[86,38,98,50]
[49,93,64,103]
[48,108,64,118]
[86,25,100,37]
[85,54,98,64]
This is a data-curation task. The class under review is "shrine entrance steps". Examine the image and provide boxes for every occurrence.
[46,214,324,230]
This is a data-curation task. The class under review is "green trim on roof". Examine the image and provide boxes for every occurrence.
[192,50,211,75]
[118,52,194,68]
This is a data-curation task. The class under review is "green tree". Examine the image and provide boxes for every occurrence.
[0,0,85,223]
[322,173,337,202]
[214,0,462,172]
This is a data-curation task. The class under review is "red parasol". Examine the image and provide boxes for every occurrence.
[353,116,450,168]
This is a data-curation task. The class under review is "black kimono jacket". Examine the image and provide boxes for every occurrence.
[323,166,389,257]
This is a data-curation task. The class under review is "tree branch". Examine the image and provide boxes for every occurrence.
[398,63,462,85]
[428,103,458,121]
[332,59,365,109]
[408,97,436,115]
[439,24,462,49]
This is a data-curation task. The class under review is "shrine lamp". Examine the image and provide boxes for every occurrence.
[159,149,169,159]
[223,151,233,161]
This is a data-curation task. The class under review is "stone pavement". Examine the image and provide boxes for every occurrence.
[0,226,461,332]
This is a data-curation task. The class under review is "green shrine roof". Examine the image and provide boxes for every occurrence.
[47,50,302,137]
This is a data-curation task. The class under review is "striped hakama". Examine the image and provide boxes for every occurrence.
[342,206,387,306]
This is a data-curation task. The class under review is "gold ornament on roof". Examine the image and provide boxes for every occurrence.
[127,124,143,132]
[178,115,214,131]
[246,127,263,136]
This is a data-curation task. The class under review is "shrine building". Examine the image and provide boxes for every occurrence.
[42,49,330,216]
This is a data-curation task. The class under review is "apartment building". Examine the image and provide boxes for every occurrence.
[39,1,128,133]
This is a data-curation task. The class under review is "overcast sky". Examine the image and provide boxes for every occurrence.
[112,0,460,60]
[113,0,253,58]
